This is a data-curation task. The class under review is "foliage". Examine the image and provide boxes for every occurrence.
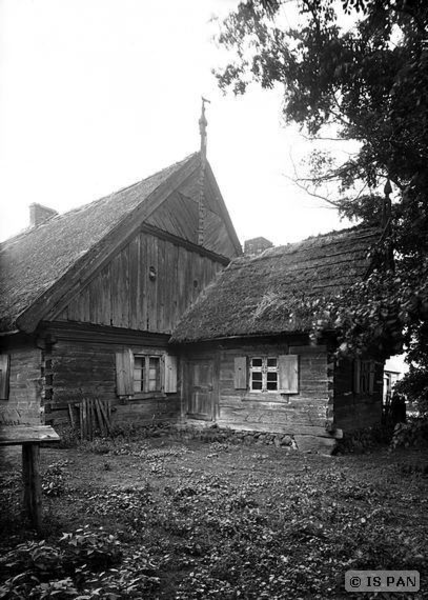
[1,437,428,599]
[0,522,158,599]
[59,526,122,570]
[57,425,80,449]
[214,0,428,371]
[395,364,428,414]
[42,462,68,497]
[336,422,394,454]
[390,417,428,449]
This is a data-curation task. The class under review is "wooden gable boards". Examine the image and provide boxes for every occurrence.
[147,163,242,260]
[16,154,239,334]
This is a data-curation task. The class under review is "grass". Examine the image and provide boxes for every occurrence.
[0,426,427,599]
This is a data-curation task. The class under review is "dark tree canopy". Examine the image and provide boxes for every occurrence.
[215,0,428,403]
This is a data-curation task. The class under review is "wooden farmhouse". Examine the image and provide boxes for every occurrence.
[0,152,386,452]
[171,227,385,453]
[0,153,241,429]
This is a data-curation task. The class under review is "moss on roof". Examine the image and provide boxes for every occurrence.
[171,226,380,342]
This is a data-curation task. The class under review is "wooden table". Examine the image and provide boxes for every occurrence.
[0,425,60,532]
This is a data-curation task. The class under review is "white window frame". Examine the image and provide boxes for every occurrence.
[250,356,279,393]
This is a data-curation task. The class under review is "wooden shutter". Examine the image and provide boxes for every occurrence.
[164,355,178,393]
[115,349,134,396]
[353,359,361,394]
[234,356,247,389]
[278,355,299,394]
[0,354,10,400]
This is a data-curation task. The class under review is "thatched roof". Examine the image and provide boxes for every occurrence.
[0,154,198,332]
[171,226,380,342]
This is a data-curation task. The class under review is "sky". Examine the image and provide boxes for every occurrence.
[0,0,353,247]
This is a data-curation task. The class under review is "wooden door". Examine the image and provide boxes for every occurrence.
[186,359,214,420]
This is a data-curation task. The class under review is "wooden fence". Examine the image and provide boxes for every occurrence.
[45,399,112,440]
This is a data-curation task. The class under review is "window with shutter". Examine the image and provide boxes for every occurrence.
[117,350,174,397]
[0,354,10,400]
[247,356,290,393]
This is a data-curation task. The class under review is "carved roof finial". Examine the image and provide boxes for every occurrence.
[198,97,210,246]
[199,96,210,159]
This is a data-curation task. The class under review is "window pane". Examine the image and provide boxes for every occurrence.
[149,357,161,391]
[252,357,263,368]
[267,358,277,368]
[251,366,263,390]
[267,372,278,390]
[133,356,144,393]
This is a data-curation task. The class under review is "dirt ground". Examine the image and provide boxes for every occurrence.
[1,429,427,599]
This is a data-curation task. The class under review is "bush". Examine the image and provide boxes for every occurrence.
[335,423,393,454]
[42,462,68,497]
[56,425,80,449]
[60,526,122,570]
[0,527,123,599]
[395,365,428,416]
[390,417,428,449]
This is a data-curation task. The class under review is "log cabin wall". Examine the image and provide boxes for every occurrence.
[43,327,180,428]
[0,336,42,425]
[217,342,329,436]
[53,230,225,334]
[333,357,384,431]
[181,339,336,451]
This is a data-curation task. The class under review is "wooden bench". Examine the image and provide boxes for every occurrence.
[0,425,60,532]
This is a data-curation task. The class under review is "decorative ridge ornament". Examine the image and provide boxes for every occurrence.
[198,97,210,246]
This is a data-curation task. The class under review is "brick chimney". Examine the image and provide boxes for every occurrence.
[244,237,273,257]
[30,203,58,228]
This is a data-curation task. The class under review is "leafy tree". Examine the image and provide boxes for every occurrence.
[214,0,428,371]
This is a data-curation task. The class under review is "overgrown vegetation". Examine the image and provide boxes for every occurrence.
[215,0,428,379]
[1,427,427,599]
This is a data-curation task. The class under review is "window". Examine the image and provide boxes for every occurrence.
[234,354,299,395]
[250,357,278,392]
[116,350,177,397]
[134,355,161,393]
[133,356,145,393]
[148,357,161,391]
[354,359,375,395]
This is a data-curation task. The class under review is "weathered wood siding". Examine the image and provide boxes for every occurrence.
[217,343,329,436]
[333,357,383,431]
[0,338,42,425]
[45,336,180,427]
[55,231,224,333]
[182,341,331,440]
[147,192,238,259]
